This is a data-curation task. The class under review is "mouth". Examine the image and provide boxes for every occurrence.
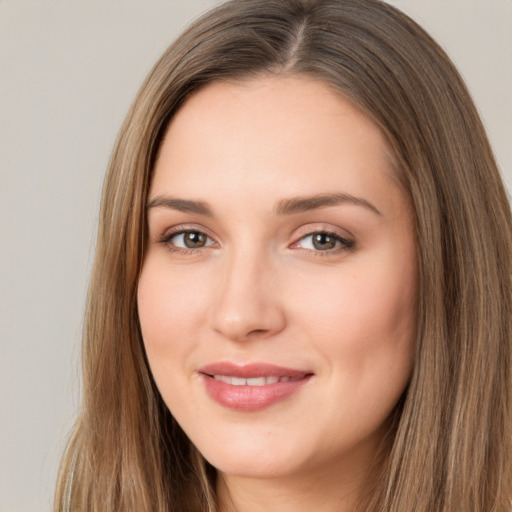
[207,375,305,386]
[198,362,313,412]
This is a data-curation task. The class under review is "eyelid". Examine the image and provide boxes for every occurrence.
[155,223,216,241]
[291,223,354,242]
[289,224,355,253]
[169,231,215,248]
[153,222,354,254]
[155,224,219,251]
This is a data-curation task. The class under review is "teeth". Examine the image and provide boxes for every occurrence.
[213,375,232,384]
[212,375,302,386]
[246,377,266,386]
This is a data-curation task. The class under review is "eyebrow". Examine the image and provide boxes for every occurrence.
[146,192,381,217]
[275,193,382,216]
[146,196,213,216]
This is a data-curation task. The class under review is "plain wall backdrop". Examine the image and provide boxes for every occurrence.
[0,1,510,511]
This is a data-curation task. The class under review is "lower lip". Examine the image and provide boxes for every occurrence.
[201,374,312,412]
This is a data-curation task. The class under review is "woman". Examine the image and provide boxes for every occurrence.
[54,0,512,511]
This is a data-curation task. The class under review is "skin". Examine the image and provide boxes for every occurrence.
[137,75,418,512]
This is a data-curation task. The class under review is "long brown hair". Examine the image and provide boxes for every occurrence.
[55,1,512,510]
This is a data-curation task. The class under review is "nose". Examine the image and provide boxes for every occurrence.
[208,249,287,342]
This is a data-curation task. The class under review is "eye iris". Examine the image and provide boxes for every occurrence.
[313,233,336,250]
[184,231,207,248]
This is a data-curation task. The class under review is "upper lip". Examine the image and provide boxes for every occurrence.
[198,362,312,378]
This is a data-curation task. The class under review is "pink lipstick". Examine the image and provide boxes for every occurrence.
[198,362,313,412]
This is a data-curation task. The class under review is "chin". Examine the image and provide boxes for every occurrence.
[193,427,306,479]
[205,450,301,479]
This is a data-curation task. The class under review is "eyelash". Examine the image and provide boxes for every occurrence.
[157,229,216,256]
[292,231,355,255]
[157,229,354,256]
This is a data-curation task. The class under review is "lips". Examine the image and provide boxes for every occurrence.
[198,362,313,412]
[211,375,303,386]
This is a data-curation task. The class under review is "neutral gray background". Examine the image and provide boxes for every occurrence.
[1,1,511,511]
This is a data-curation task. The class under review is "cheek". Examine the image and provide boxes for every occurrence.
[291,249,417,386]
[297,264,415,336]
[295,261,416,439]
[137,258,206,375]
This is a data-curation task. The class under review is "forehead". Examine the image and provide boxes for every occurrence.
[158,75,393,165]
[151,75,404,218]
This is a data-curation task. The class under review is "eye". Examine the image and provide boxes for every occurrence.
[294,231,354,252]
[161,230,215,250]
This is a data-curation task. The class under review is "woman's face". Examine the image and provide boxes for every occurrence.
[138,76,417,484]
